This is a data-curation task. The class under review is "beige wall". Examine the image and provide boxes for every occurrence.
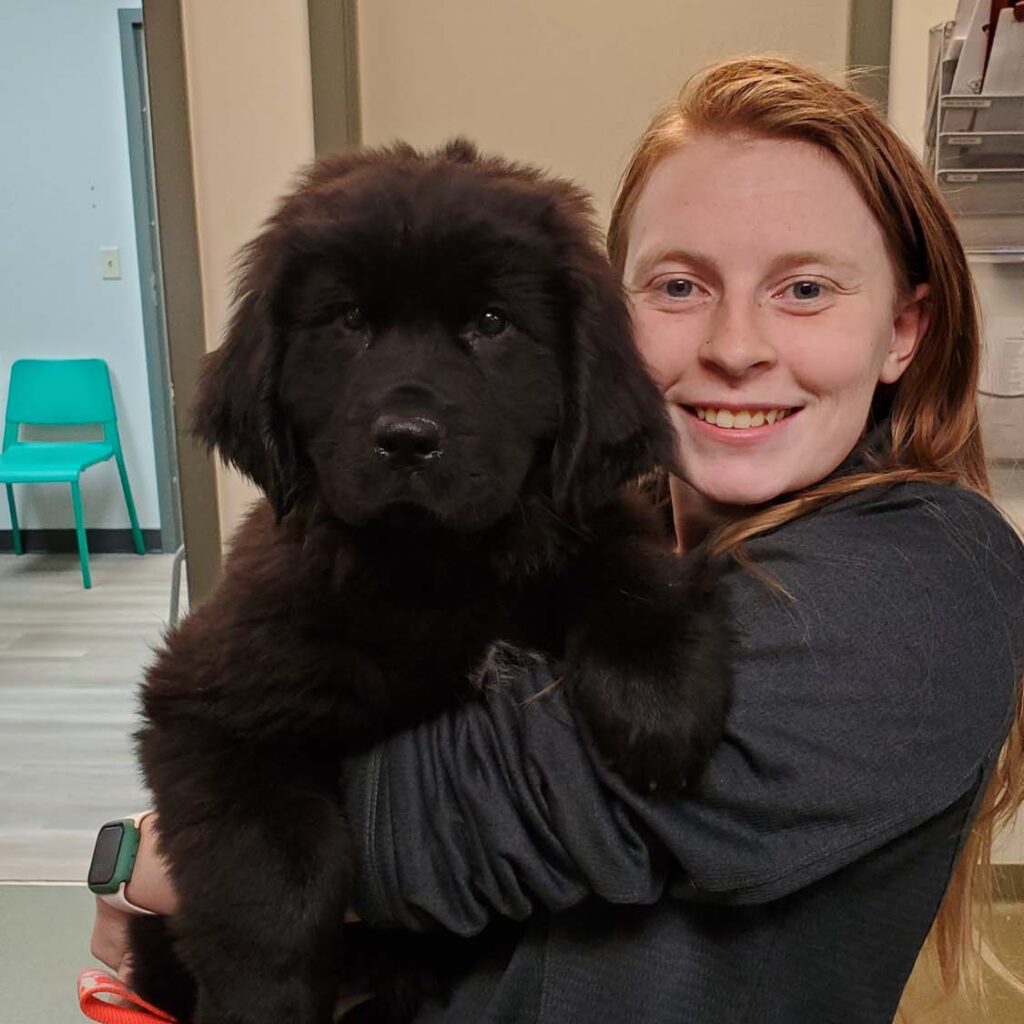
[358,0,851,227]
[887,0,954,157]
[180,0,315,539]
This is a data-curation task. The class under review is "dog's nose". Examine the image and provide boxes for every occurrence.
[373,415,444,466]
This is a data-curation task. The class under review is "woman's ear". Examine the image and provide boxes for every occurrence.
[880,283,930,385]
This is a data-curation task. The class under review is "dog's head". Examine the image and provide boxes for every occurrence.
[193,139,676,533]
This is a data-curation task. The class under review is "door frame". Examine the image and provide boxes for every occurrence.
[139,0,221,602]
[118,8,182,553]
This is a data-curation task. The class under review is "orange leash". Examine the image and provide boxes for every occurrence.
[78,969,177,1024]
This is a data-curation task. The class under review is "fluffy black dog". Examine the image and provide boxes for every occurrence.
[128,140,732,1024]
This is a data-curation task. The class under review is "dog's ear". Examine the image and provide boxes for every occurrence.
[551,250,678,522]
[191,241,302,521]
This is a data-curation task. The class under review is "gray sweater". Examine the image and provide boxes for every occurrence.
[344,478,1024,1023]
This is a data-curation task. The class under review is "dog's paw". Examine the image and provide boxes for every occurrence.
[569,647,732,795]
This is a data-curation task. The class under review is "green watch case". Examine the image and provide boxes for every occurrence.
[87,819,142,895]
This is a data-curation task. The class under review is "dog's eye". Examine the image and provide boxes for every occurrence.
[473,308,510,338]
[339,304,366,331]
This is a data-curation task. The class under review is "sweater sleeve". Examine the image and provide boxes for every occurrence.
[343,484,1024,934]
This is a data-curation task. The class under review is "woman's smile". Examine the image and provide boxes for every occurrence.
[679,402,802,444]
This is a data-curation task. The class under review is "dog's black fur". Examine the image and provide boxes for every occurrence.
[128,140,732,1024]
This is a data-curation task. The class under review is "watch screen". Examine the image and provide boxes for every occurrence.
[88,823,125,887]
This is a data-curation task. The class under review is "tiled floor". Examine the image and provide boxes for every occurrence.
[0,552,177,881]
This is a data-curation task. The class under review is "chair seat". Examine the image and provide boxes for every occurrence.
[0,441,114,482]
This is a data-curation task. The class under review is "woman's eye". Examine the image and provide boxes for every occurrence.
[789,281,823,301]
[663,279,695,299]
[473,308,510,337]
[339,304,366,330]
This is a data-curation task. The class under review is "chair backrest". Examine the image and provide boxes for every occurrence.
[3,359,120,451]
[5,358,118,426]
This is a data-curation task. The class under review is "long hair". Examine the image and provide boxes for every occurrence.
[609,56,1024,1013]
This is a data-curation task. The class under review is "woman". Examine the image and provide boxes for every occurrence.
[91,57,1024,1022]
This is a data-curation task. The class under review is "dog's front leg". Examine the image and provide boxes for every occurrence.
[140,731,350,1024]
[564,541,734,794]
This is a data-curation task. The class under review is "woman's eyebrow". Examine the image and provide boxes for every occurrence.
[629,248,864,284]
[630,248,718,282]
[766,251,863,275]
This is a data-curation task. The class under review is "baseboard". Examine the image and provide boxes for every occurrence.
[0,528,163,554]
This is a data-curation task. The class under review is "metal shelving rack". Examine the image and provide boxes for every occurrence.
[925,21,1024,263]
[925,20,1024,468]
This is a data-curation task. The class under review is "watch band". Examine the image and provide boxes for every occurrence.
[89,811,157,916]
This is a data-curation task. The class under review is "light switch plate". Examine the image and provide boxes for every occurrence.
[100,247,121,280]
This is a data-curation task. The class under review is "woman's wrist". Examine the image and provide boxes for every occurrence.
[123,812,178,916]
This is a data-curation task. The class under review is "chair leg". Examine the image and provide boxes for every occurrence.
[169,544,186,626]
[70,479,92,589]
[5,484,22,555]
[115,454,145,555]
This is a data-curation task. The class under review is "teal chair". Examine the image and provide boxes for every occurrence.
[0,359,145,589]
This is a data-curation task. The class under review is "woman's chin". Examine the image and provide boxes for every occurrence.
[682,468,789,511]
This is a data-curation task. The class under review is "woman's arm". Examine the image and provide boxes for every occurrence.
[126,813,177,914]
[89,814,176,980]
[343,483,1024,934]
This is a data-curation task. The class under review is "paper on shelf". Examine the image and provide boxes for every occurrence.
[944,0,989,132]
[975,5,1024,131]
[982,7,1024,94]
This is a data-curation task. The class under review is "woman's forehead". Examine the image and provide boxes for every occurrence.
[625,134,888,278]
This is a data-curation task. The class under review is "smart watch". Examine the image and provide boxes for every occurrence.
[86,811,157,915]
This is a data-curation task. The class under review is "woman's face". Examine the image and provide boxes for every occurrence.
[623,133,928,508]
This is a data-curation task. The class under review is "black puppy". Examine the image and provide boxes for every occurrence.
[129,140,732,1024]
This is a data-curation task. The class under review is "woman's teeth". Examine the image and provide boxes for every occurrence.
[694,408,791,428]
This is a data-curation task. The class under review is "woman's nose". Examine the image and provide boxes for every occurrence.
[699,299,776,378]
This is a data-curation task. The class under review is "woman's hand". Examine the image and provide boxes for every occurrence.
[89,895,137,984]
[88,813,177,983]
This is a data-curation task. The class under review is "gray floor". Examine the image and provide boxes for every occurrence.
[0,552,178,881]
[0,551,178,1023]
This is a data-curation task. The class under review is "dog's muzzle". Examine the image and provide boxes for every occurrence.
[372,414,444,470]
